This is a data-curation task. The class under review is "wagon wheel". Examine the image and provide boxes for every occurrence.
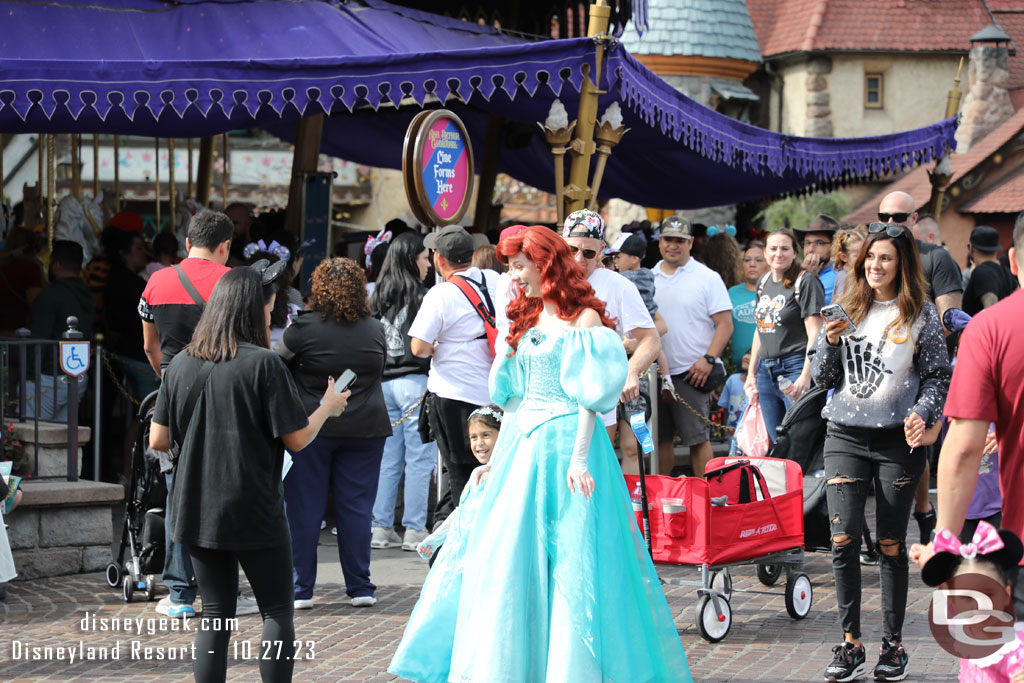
[756,563,782,586]
[785,573,813,619]
[122,576,135,603]
[696,594,732,642]
[710,569,733,602]
[145,575,157,602]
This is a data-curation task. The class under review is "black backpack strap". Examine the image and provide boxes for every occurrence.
[171,360,214,462]
[175,264,207,309]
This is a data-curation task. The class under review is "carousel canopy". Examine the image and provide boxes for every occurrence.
[0,0,956,208]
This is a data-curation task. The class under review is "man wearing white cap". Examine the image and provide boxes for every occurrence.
[562,210,660,441]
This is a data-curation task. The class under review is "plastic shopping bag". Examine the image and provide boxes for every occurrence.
[735,396,770,458]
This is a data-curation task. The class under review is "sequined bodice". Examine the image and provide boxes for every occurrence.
[517,328,578,431]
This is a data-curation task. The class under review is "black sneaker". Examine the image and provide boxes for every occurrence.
[873,638,909,681]
[859,548,880,566]
[824,641,867,682]
[914,504,936,545]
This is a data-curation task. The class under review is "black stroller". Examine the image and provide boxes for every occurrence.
[104,390,167,602]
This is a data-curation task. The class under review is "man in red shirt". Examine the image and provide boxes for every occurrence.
[915,212,1024,614]
[137,210,235,618]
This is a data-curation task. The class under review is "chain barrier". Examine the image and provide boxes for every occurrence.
[101,350,142,408]
[659,372,735,436]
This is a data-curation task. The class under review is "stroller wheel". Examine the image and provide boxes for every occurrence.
[696,594,732,643]
[122,576,135,603]
[756,563,782,586]
[710,570,733,602]
[785,572,813,619]
[105,563,122,588]
[145,576,157,601]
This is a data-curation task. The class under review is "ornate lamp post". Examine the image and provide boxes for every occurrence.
[538,99,576,224]
[589,102,629,210]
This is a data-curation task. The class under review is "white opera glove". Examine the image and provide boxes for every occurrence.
[416,513,454,560]
[566,407,597,499]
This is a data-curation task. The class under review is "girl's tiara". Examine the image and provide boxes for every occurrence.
[469,406,503,423]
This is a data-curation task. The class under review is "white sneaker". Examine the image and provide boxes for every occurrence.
[351,595,376,607]
[402,528,430,552]
[236,594,260,616]
[320,520,326,530]
[294,598,314,610]
[370,527,402,548]
[156,596,196,618]
[331,527,337,536]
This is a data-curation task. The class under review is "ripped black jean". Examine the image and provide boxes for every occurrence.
[823,423,925,642]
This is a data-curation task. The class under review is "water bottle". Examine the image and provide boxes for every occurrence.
[631,481,643,508]
[777,376,795,397]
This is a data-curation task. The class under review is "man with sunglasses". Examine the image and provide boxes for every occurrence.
[877,191,964,547]
[562,210,660,440]
[795,213,839,305]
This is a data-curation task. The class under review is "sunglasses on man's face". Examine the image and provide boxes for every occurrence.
[868,222,908,239]
[568,245,599,260]
[877,212,911,224]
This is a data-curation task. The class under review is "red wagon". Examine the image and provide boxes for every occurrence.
[625,456,813,642]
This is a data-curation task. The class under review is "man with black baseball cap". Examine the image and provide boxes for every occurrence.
[963,225,1017,316]
[409,225,498,526]
[795,213,839,305]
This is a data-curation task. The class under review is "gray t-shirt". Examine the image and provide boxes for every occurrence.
[753,272,825,359]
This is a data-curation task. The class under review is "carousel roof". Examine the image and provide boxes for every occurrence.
[0,0,956,208]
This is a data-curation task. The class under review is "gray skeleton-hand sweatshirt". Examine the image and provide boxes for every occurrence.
[810,299,951,429]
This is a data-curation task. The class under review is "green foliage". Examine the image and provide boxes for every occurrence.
[755,192,851,232]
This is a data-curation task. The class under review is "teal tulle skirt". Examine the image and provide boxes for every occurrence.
[388,408,692,682]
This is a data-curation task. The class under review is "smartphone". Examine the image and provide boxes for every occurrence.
[820,304,857,335]
[335,369,357,393]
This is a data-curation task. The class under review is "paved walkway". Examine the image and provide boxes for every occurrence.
[2,533,960,681]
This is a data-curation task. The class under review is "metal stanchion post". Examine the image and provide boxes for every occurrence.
[63,316,83,482]
[93,343,102,481]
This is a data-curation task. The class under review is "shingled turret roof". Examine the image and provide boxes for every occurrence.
[620,0,761,63]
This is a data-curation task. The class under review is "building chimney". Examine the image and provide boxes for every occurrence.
[956,24,1015,153]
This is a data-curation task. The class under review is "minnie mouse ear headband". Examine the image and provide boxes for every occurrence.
[706,224,737,238]
[922,522,1024,587]
[243,239,291,262]
[562,209,605,240]
[249,258,290,288]
[364,228,393,267]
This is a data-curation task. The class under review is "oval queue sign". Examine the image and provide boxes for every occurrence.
[403,109,475,227]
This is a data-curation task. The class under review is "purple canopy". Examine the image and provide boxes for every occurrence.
[0,0,957,207]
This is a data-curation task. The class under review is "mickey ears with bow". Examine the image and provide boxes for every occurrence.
[921,522,1024,587]
[243,239,291,263]
[706,224,737,238]
[364,229,393,267]
[249,258,290,288]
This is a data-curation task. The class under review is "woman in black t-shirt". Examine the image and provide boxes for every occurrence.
[275,258,390,610]
[150,266,349,683]
[745,229,825,444]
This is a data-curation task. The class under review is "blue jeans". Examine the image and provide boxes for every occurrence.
[755,352,804,444]
[284,436,386,600]
[22,373,87,422]
[163,472,197,604]
[372,375,436,532]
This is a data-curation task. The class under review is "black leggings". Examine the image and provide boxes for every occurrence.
[188,541,295,683]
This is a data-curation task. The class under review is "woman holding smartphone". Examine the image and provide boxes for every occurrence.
[811,223,951,683]
[150,265,350,683]
[745,228,825,443]
[275,258,391,610]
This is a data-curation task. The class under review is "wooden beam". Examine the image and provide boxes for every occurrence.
[473,114,504,233]
[285,115,325,235]
[195,136,214,207]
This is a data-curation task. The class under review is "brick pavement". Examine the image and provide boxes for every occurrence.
[1,546,961,682]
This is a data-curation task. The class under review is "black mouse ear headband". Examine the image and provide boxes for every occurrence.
[249,258,289,287]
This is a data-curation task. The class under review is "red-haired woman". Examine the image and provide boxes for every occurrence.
[389,226,692,682]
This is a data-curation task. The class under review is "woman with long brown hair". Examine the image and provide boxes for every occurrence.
[745,228,825,443]
[150,266,350,682]
[812,223,951,682]
[389,226,692,682]
[276,258,390,610]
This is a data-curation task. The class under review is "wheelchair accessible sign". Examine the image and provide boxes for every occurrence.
[60,341,90,377]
